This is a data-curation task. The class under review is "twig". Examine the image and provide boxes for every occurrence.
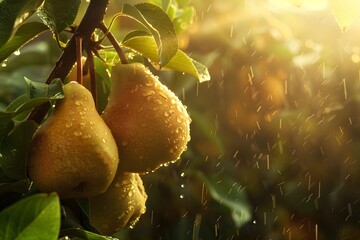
[76,36,83,85]
[98,22,128,64]
[28,0,110,123]
[86,48,98,109]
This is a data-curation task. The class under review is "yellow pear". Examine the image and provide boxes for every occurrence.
[27,82,119,198]
[89,171,147,235]
[102,63,191,173]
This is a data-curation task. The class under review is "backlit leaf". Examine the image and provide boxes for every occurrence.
[328,0,360,32]
[0,193,60,240]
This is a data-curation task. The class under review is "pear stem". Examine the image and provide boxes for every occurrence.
[76,36,84,85]
[86,49,98,109]
[28,0,109,123]
[99,22,129,64]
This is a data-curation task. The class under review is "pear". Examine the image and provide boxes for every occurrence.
[89,171,147,235]
[27,82,119,198]
[102,63,191,173]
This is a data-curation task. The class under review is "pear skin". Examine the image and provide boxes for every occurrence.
[27,82,119,198]
[89,172,147,235]
[102,63,191,173]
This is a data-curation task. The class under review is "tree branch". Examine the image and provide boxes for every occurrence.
[28,0,109,123]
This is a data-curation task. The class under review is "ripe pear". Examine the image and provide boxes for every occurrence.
[89,171,147,235]
[27,82,119,198]
[102,63,191,173]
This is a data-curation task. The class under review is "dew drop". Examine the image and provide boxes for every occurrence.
[75,100,82,106]
[159,91,168,99]
[102,139,107,143]
[73,131,82,136]
[155,99,163,105]
[164,111,170,117]
[89,121,95,125]
[65,123,72,128]
[177,117,182,123]
[128,190,134,197]
[82,134,91,139]
[143,90,155,97]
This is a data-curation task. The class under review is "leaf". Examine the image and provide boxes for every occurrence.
[60,228,112,240]
[328,0,360,32]
[122,3,178,66]
[175,0,191,7]
[0,193,60,240]
[122,34,210,82]
[173,6,195,34]
[6,78,64,115]
[0,121,38,180]
[0,0,44,48]
[37,0,81,35]
[0,112,14,142]
[0,22,48,63]
[195,171,252,228]
[0,179,32,194]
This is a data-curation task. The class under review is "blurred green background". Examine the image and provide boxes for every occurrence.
[2,0,360,239]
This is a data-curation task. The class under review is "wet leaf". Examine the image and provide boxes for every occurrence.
[195,171,252,228]
[6,78,64,115]
[60,228,112,240]
[0,0,44,48]
[0,193,60,240]
[122,34,210,82]
[328,0,360,32]
[37,0,81,35]
[122,3,178,66]
[0,121,38,180]
[0,22,48,63]
[0,112,14,142]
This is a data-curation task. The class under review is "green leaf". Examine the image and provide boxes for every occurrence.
[0,112,14,142]
[0,22,48,63]
[0,0,44,48]
[37,0,81,35]
[6,78,64,115]
[0,179,32,194]
[0,121,38,180]
[195,171,252,228]
[173,6,195,34]
[175,0,191,7]
[0,193,60,240]
[122,3,178,66]
[328,0,360,32]
[61,228,112,240]
[122,34,210,82]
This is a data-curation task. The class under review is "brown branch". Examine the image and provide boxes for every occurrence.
[98,22,128,64]
[28,0,110,123]
[86,49,98,109]
[76,36,83,85]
